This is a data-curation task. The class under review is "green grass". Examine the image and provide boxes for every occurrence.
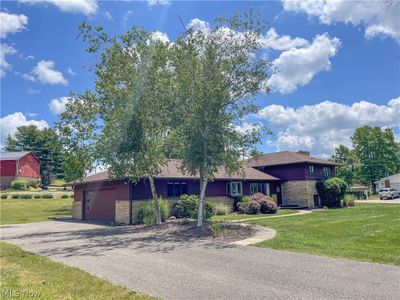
[0,242,154,300]
[250,204,400,265]
[0,198,72,224]
[212,209,296,221]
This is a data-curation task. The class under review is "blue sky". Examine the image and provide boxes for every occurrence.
[1,0,399,157]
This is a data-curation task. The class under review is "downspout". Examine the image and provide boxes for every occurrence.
[128,180,133,225]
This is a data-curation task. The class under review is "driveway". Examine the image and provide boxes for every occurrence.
[1,221,399,300]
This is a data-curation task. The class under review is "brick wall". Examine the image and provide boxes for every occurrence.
[281,180,318,208]
[72,201,82,220]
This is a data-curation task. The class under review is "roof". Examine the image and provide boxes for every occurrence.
[69,159,279,186]
[0,151,33,161]
[374,173,400,184]
[247,151,338,167]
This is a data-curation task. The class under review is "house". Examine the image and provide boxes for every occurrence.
[68,151,336,224]
[247,151,337,208]
[0,151,41,190]
[374,173,400,192]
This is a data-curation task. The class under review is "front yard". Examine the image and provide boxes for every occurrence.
[249,204,400,265]
[0,198,72,224]
[0,242,153,300]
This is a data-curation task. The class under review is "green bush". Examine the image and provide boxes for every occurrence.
[41,194,54,199]
[213,203,231,216]
[61,194,70,199]
[1,194,8,199]
[138,198,170,225]
[11,180,27,191]
[11,194,20,199]
[237,193,278,215]
[259,198,278,214]
[316,177,348,208]
[34,195,42,199]
[343,194,356,207]
[173,195,214,220]
[20,194,33,199]
[237,202,248,214]
[211,223,222,238]
[27,179,41,189]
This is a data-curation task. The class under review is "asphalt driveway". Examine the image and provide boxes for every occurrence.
[1,221,399,300]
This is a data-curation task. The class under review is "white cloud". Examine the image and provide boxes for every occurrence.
[147,0,171,7]
[122,10,134,27]
[269,33,340,93]
[0,112,48,146]
[49,97,70,114]
[151,31,169,43]
[26,88,41,95]
[233,122,262,135]
[187,18,210,32]
[67,67,77,76]
[258,97,400,157]
[260,28,309,50]
[0,43,17,78]
[0,11,28,38]
[24,60,68,85]
[282,0,400,42]
[18,0,98,15]
[103,11,113,21]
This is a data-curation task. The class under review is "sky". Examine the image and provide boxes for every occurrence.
[1,0,399,158]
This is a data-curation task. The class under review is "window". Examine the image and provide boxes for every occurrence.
[250,182,259,194]
[309,165,315,173]
[323,166,332,177]
[167,182,188,197]
[264,183,270,196]
[226,182,243,197]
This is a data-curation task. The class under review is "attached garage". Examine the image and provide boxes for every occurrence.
[83,189,117,221]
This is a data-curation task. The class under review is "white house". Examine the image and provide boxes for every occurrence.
[374,173,400,191]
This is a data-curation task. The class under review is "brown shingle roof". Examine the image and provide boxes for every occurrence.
[247,151,338,167]
[69,159,279,186]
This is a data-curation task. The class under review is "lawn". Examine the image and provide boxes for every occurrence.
[212,209,296,221]
[250,204,400,265]
[0,242,153,300]
[0,198,72,224]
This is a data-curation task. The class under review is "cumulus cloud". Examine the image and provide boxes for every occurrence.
[282,0,400,42]
[24,60,68,85]
[260,28,309,50]
[0,43,17,78]
[147,0,171,7]
[258,97,400,157]
[188,18,210,32]
[18,0,98,15]
[233,122,262,135]
[0,112,48,146]
[269,33,340,93]
[151,31,170,43]
[49,97,71,114]
[26,88,41,95]
[0,11,28,38]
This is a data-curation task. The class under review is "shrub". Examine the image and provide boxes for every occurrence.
[138,198,170,225]
[61,194,70,199]
[237,202,248,214]
[233,195,250,211]
[20,194,33,199]
[11,180,27,191]
[1,194,8,199]
[27,179,41,189]
[70,194,74,198]
[174,194,198,218]
[211,223,222,238]
[343,194,356,207]
[247,200,260,214]
[259,198,278,214]
[42,194,54,199]
[34,195,42,199]
[11,194,20,199]
[316,177,348,208]
[213,203,231,216]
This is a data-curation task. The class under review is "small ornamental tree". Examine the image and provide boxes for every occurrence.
[316,177,348,207]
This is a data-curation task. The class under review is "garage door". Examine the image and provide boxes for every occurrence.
[83,189,116,221]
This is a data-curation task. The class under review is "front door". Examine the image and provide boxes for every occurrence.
[276,184,282,206]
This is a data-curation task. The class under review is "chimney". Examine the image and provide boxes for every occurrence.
[297,150,310,156]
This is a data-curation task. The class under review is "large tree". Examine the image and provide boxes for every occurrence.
[331,145,359,185]
[352,126,400,186]
[172,12,270,226]
[57,24,175,224]
[5,125,64,187]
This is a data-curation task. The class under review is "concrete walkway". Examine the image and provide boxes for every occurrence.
[234,210,312,222]
[356,199,400,204]
[1,220,399,300]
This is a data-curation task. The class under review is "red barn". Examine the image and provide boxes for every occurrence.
[0,151,41,190]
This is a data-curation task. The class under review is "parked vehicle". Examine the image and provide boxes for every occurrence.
[378,188,400,200]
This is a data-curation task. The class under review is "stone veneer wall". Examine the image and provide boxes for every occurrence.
[72,201,82,220]
[115,196,235,225]
[281,180,318,208]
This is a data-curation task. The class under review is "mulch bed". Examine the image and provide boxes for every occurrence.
[130,219,256,243]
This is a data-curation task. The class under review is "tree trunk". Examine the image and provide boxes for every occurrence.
[148,173,162,225]
[197,171,208,227]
